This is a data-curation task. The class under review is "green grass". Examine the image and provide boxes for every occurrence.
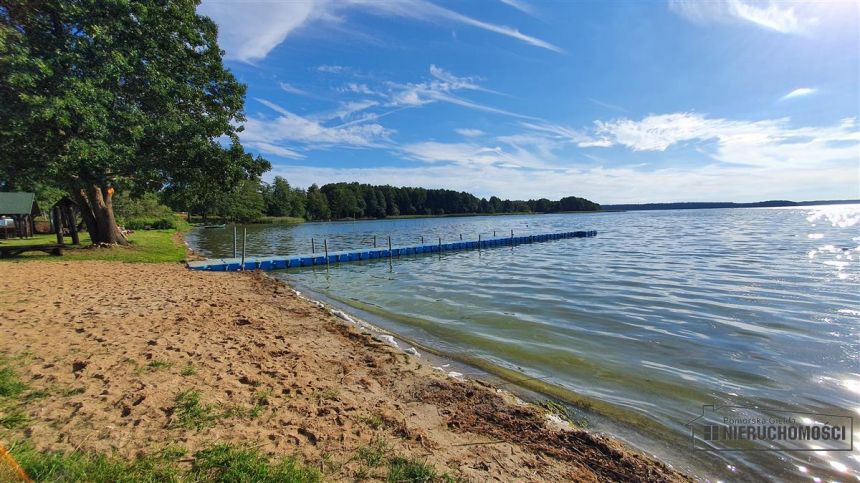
[168,390,223,430]
[0,361,26,398]
[352,439,447,482]
[8,441,321,483]
[386,457,438,483]
[0,229,187,263]
[191,444,320,482]
[179,364,197,377]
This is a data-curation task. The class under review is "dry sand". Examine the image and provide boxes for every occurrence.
[0,260,688,481]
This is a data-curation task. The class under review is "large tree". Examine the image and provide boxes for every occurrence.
[0,0,268,244]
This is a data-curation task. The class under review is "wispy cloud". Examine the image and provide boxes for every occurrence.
[244,99,394,151]
[279,82,309,96]
[199,0,561,62]
[588,97,628,113]
[455,128,485,137]
[780,87,817,101]
[499,0,538,17]
[668,0,810,35]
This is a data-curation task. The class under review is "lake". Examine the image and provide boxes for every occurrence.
[188,205,860,481]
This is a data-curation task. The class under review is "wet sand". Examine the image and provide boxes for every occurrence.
[0,260,687,481]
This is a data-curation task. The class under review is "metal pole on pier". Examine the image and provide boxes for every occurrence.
[311,238,315,254]
[460,233,463,240]
[388,236,393,262]
[421,235,424,244]
[510,229,514,247]
[241,227,247,271]
[373,235,377,248]
[324,239,329,268]
[478,234,482,252]
[493,230,496,237]
[232,224,237,258]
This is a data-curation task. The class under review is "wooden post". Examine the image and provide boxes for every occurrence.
[64,206,79,245]
[373,235,377,248]
[311,238,315,254]
[510,229,514,247]
[493,230,496,237]
[232,224,237,258]
[53,207,64,245]
[421,235,424,244]
[241,227,247,271]
[324,239,329,267]
[459,233,463,240]
[388,236,392,261]
[478,234,481,251]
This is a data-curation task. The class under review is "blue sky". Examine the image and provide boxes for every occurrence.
[199,0,859,204]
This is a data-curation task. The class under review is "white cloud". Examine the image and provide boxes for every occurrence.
[199,0,561,62]
[245,142,306,159]
[780,87,817,101]
[243,99,393,150]
[455,128,485,137]
[586,113,860,169]
[500,0,537,17]
[317,64,349,74]
[279,82,309,96]
[668,0,810,34]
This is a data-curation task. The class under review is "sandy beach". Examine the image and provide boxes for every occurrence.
[0,260,687,481]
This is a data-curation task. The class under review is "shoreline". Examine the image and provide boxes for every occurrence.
[289,278,707,478]
[0,259,688,481]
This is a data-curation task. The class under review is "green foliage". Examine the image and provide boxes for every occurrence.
[9,441,320,483]
[304,184,331,221]
[114,192,184,230]
[263,177,306,219]
[0,1,270,243]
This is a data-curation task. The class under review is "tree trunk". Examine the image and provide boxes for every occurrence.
[74,185,128,245]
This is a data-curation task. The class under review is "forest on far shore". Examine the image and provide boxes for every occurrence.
[160,178,601,224]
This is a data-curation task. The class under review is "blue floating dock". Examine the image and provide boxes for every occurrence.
[187,230,597,272]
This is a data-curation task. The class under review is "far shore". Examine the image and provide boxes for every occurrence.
[0,238,688,481]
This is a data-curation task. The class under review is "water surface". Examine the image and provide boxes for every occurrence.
[189,206,860,481]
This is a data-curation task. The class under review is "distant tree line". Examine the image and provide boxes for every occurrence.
[160,177,601,222]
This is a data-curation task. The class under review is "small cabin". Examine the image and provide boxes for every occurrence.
[0,192,40,239]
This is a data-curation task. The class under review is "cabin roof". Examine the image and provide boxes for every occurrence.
[0,192,39,216]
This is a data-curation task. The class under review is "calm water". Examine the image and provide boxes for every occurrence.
[188,206,860,481]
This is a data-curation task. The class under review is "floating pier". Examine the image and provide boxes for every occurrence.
[187,230,597,272]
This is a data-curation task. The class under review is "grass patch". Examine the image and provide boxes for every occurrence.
[352,439,446,482]
[357,438,389,468]
[191,443,320,482]
[0,362,26,398]
[249,388,272,419]
[0,409,28,429]
[358,412,386,430]
[168,390,223,430]
[60,386,86,397]
[8,441,320,482]
[386,456,438,483]
[179,364,197,377]
[0,229,187,263]
[313,388,339,402]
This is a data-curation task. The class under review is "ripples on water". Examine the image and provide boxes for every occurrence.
[189,205,860,481]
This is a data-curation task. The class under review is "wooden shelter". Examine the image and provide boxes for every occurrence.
[52,197,80,245]
[0,192,40,239]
